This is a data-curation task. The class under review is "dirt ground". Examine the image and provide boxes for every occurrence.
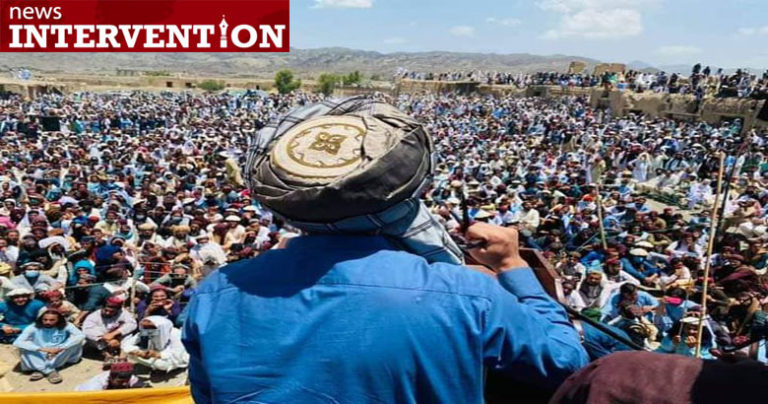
[0,344,187,393]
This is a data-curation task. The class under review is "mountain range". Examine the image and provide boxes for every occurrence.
[1,48,600,78]
[1,48,764,78]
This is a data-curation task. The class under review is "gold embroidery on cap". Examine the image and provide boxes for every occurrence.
[271,117,367,180]
[308,132,347,156]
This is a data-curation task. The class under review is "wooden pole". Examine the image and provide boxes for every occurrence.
[129,266,138,315]
[695,152,726,358]
[595,185,608,250]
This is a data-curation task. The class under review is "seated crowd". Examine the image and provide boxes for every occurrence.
[0,87,767,392]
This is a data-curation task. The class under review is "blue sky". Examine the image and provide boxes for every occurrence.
[290,0,768,68]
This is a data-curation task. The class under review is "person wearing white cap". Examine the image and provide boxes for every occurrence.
[224,215,246,242]
[11,261,60,293]
[0,288,45,343]
[0,198,16,217]
[621,248,661,285]
[189,232,227,273]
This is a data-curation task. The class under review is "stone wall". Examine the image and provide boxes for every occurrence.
[593,63,627,76]
[605,90,768,129]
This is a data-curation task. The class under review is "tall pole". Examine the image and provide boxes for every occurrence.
[595,185,608,250]
[695,152,726,358]
[718,140,750,231]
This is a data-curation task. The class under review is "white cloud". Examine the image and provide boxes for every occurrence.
[537,0,659,40]
[542,8,642,39]
[737,26,768,36]
[449,25,476,37]
[656,45,702,56]
[536,0,659,13]
[486,17,522,27]
[383,37,407,44]
[312,0,373,9]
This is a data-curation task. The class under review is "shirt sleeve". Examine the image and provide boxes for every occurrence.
[483,268,588,389]
[12,325,39,351]
[182,294,213,403]
[120,333,139,354]
[154,331,190,371]
[62,323,86,349]
[82,312,102,341]
[117,312,137,336]
[151,274,171,286]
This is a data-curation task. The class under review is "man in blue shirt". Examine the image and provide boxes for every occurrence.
[183,224,588,403]
[183,99,588,403]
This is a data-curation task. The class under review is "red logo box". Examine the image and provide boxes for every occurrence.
[0,0,289,52]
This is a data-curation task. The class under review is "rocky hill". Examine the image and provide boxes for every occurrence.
[0,48,600,78]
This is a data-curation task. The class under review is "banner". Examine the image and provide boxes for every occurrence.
[0,0,289,52]
[0,386,193,404]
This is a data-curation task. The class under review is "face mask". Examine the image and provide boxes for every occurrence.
[666,297,683,306]
[139,328,159,338]
[25,270,40,278]
[136,215,146,221]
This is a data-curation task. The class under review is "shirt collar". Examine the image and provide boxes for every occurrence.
[288,234,396,253]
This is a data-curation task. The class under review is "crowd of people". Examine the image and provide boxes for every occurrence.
[0,86,767,392]
[396,64,768,99]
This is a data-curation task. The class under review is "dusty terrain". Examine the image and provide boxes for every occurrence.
[0,344,186,393]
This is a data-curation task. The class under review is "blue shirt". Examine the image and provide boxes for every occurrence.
[183,235,587,403]
[601,291,659,321]
[581,322,633,360]
[0,299,46,337]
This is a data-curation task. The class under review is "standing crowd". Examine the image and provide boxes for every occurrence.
[0,86,767,391]
[397,64,768,99]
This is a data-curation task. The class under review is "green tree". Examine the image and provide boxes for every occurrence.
[198,80,225,92]
[317,73,341,96]
[343,70,362,86]
[274,69,302,94]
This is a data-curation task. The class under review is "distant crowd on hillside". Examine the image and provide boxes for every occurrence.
[395,64,768,100]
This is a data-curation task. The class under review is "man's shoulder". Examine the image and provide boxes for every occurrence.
[195,248,498,301]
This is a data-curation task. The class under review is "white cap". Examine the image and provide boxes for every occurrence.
[474,210,492,219]
[635,241,654,249]
[629,248,648,257]
[7,288,33,297]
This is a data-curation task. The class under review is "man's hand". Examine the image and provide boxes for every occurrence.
[684,335,698,348]
[465,222,529,273]
[2,325,19,334]
[642,306,655,314]
[129,350,147,358]
[40,347,63,358]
